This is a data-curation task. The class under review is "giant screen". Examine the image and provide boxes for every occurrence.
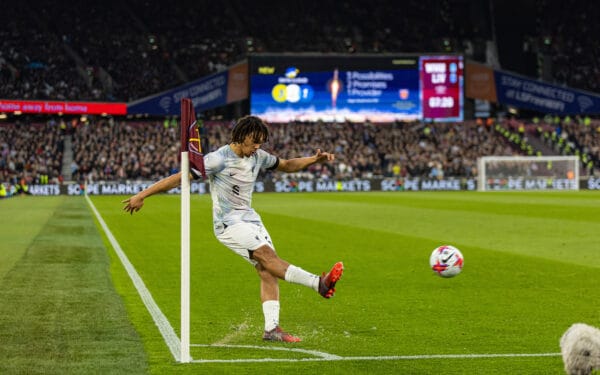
[249,54,463,123]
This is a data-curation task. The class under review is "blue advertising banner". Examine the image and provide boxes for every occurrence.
[251,68,421,122]
[127,71,229,115]
[494,71,600,114]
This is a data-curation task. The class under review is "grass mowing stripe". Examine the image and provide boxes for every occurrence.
[257,191,600,223]
[0,197,64,280]
[253,191,600,268]
[0,196,147,374]
[85,194,181,362]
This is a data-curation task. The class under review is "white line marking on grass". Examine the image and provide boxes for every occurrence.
[189,347,560,363]
[191,343,343,360]
[86,195,181,362]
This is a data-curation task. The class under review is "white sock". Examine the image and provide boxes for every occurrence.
[263,300,280,332]
[284,265,320,292]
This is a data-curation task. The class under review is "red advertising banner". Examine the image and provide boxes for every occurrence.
[419,56,463,120]
[0,100,127,115]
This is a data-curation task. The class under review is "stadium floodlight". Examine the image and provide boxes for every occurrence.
[477,155,580,192]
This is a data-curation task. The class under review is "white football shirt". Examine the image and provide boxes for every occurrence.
[191,145,278,233]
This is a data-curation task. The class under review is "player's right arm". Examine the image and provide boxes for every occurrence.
[122,172,183,214]
[276,149,335,173]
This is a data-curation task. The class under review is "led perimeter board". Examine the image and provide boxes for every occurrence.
[249,54,463,123]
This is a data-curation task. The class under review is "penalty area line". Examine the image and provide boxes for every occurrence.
[85,195,181,362]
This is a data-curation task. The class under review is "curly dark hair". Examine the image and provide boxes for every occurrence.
[231,115,270,144]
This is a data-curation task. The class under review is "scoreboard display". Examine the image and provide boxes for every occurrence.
[419,56,463,120]
[249,54,463,123]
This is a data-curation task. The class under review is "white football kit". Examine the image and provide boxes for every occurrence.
[191,145,279,265]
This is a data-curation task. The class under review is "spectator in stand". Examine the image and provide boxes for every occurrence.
[71,119,179,183]
[0,120,64,187]
[8,116,538,185]
[0,0,481,102]
[0,182,7,198]
[263,120,516,181]
[537,0,600,92]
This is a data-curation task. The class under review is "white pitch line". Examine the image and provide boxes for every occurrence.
[190,349,561,364]
[86,195,181,361]
[192,343,342,359]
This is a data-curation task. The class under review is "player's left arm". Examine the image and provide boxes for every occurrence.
[276,149,335,173]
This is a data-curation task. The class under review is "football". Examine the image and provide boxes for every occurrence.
[430,245,464,278]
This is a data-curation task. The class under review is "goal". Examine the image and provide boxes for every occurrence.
[477,156,580,191]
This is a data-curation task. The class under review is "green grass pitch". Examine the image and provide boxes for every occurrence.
[1,191,599,374]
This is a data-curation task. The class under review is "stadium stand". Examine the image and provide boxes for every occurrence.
[63,118,524,183]
[70,119,180,183]
[0,120,64,188]
[535,0,600,93]
[0,10,102,101]
[266,120,517,181]
[1,0,599,189]
[0,0,482,102]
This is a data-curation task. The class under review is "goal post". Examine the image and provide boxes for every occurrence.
[477,155,580,191]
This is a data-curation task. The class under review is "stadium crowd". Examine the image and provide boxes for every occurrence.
[4,114,600,193]
[70,119,180,182]
[1,0,599,103]
[0,0,487,103]
[0,120,64,196]
[264,120,515,181]
[535,0,600,92]
[4,117,521,186]
[2,0,600,195]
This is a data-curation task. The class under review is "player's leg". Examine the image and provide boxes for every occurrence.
[252,244,344,299]
[250,224,344,298]
[255,262,300,342]
[215,223,301,341]
[255,262,279,332]
[251,244,316,288]
[215,222,343,341]
[216,222,344,297]
[256,262,279,303]
[250,244,289,279]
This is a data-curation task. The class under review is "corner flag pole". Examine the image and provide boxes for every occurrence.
[179,98,193,363]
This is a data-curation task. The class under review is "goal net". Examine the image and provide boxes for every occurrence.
[477,156,580,191]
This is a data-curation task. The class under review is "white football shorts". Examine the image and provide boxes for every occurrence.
[215,222,275,265]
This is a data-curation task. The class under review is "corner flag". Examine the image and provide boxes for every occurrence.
[180,98,206,178]
[179,98,197,363]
